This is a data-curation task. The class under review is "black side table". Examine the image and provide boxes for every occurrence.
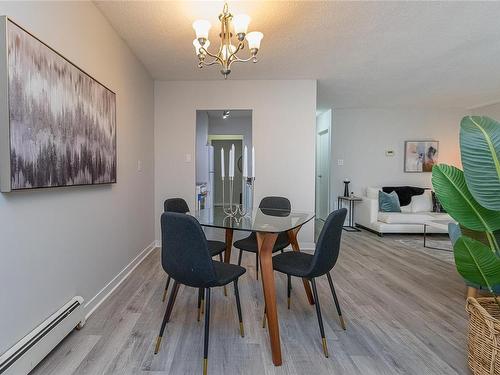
[337,196,362,232]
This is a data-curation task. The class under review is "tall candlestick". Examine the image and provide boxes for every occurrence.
[243,146,248,177]
[221,147,225,178]
[251,146,255,178]
[229,144,235,177]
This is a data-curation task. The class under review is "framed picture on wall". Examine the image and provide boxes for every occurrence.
[404,140,439,173]
[0,16,116,192]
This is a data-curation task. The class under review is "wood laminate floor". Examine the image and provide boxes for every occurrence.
[31,231,469,375]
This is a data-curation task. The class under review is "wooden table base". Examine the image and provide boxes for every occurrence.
[257,232,282,366]
[287,228,315,305]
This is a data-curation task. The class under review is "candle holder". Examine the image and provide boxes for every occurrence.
[222,176,255,217]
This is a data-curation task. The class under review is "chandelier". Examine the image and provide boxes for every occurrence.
[192,2,263,79]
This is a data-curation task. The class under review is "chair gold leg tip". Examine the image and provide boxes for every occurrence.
[322,338,329,358]
[287,297,291,310]
[239,322,245,337]
[203,358,208,375]
[340,316,346,330]
[154,336,162,354]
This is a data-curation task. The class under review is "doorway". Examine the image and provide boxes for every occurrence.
[315,110,332,227]
[195,110,253,211]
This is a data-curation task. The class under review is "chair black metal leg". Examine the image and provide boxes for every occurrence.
[262,306,266,328]
[162,276,171,302]
[287,275,291,309]
[197,288,203,322]
[166,282,180,323]
[203,288,211,375]
[311,278,329,358]
[255,253,259,280]
[238,249,243,266]
[155,280,178,354]
[233,280,244,337]
[326,272,346,330]
[219,253,223,262]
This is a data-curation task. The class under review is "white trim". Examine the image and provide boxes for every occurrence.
[83,241,157,320]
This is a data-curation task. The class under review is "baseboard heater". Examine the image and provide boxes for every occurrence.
[0,296,84,375]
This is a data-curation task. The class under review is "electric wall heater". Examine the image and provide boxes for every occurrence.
[0,296,84,375]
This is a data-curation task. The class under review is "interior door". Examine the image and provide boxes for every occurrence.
[316,130,330,220]
[212,139,243,206]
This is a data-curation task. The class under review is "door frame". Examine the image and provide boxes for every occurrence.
[315,111,332,220]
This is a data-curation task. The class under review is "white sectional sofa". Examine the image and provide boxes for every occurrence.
[355,187,452,236]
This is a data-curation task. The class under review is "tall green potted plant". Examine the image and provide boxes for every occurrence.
[432,115,500,375]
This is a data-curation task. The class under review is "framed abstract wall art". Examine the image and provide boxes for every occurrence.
[0,17,116,192]
[404,140,439,173]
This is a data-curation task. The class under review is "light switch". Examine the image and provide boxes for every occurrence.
[337,159,344,166]
[137,160,142,172]
[185,153,192,163]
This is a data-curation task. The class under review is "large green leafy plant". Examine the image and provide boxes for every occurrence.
[432,116,500,301]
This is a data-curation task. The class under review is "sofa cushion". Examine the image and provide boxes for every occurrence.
[411,190,433,212]
[378,212,434,224]
[379,191,401,212]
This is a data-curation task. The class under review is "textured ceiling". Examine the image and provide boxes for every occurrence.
[95,1,500,109]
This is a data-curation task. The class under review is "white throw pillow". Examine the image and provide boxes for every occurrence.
[400,203,412,213]
[411,190,433,212]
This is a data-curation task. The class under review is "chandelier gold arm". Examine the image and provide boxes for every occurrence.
[199,46,223,65]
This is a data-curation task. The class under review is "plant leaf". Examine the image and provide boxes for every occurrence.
[454,236,500,291]
[432,164,500,232]
[460,116,500,210]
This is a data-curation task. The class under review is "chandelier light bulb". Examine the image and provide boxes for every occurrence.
[232,14,251,38]
[192,19,211,42]
[221,44,237,60]
[245,31,263,50]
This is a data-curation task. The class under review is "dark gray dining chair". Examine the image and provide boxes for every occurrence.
[162,198,226,313]
[271,208,347,357]
[233,196,291,279]
[155,212,246,375]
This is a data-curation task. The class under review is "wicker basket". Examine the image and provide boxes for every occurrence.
[466,297,500,374]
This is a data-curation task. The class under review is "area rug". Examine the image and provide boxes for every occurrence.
[395,238,454,264]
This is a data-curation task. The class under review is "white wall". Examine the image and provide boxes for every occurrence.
[471,101,500,119]
[208,115,253,152]
[0,1,155,355]
[331,108,464,203]
[155,80,317,244]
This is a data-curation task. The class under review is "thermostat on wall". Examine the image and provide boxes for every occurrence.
[385,150,395,156]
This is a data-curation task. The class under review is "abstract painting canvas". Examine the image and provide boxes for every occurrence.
[0,17,116,191]
[404,140,439,173]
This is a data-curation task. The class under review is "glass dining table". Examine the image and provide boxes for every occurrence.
[193,206,315,366]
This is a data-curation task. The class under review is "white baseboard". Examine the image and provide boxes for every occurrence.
[83,241,157,321]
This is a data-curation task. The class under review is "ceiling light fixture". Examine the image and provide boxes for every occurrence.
[192,2,263,79]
